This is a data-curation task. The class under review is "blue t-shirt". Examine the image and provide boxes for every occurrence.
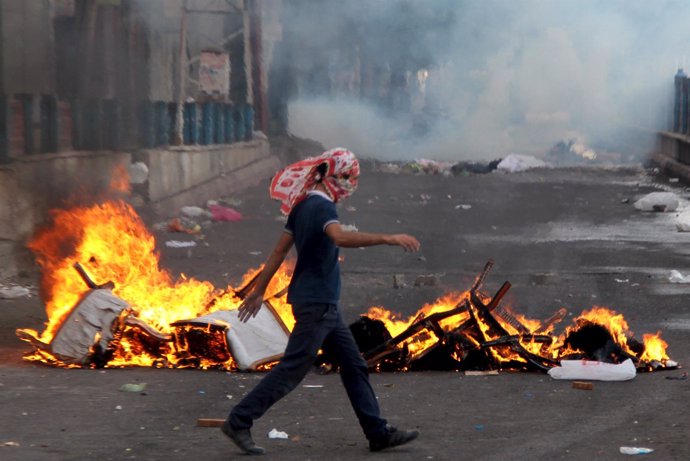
[285,192,341,305]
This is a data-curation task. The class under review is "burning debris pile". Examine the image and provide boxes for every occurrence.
[16,200,677,375]
[344,261,675,374]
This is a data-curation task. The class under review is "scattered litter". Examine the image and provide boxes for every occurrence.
[128,162,149,184]
[345,206,357,212]
[548,358,636,381]
[302,385,324,388]
[571,381,593,390]
[619,447,654,455]
[0,286,31,299]
[249,251,262,256]
[268,428,289,439]
[633,192,679,212]
[675,211,690,231]
[614,279,629,283]
[669,177,680,183]
[414,274,440,287]
[180,206,210,219]
[665,372,688,380]
[168,218,201,234]
[455,204,472,210]
[226,394,233,399]
[451,160,501,175]
[120,383,147,393]
[464,370,499,376]
[393,274,406,289]
[197,418,224,427]
[473,424,485,431]
[668,270,690,283]
[341,224,358,232]
[115,405,123,411]
[3,441,20,447]
[496,154,550,172]
[208,204,243,222]
[165,240,197,248]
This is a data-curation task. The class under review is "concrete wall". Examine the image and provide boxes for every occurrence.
[0,138,280,277]
[135,134,280,216]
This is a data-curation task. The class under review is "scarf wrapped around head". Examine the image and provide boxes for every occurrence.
[270,148,360,215]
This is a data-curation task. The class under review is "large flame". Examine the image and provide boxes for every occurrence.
[19,191,671,370]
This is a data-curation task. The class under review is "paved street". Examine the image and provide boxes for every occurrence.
[1,162,689,461]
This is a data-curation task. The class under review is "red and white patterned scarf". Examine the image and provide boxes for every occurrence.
[269,148,360,215]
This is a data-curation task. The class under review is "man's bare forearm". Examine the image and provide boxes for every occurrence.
[331,231,392,248]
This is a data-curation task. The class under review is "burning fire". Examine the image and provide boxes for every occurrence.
[18,193,672,372]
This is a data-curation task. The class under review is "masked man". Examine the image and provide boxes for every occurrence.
[222,148,421,455]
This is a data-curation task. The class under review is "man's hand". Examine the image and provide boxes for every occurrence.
[237,291,264,322]
[387,234,421,252]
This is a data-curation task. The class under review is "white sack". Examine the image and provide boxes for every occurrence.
[547,358,636,381]
[633,192,679,212]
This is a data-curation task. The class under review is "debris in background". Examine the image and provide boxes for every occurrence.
[665,372,688,380]
[393,274,407,289]
[633,192,679,212]
[451,159,501,175]
[414,274,440,287]
[675,211,690,231]
[208,204,243,222]
[619,447,654,455]
[464,370,499,376]
[571,381,594,390]
[668,270,690,283]
[340,224,358,232]
[496,154,550,173]
[168,218,201,234]
[547,139,597,164]
[128,162,149,184]
[0,285,31,299]
[197,418,224,427]
[165,240,197,248]
[120,383,147,393]
[268,428,289,439]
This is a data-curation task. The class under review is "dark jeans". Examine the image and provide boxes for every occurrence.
[228,302,388,440]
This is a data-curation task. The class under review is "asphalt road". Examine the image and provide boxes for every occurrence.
[1,162,688,461]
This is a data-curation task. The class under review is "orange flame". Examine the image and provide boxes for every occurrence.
[18,190,671,370]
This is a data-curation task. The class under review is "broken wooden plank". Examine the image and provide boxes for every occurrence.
[464,370,499,376]
[572,381,594,390]
[197,418,225,427]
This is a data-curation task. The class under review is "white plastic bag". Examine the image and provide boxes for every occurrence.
[547,358,636,381]
[633,192,679,212]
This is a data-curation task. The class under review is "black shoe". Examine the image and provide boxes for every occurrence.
[221,420,265,455]
[369,425,420,452]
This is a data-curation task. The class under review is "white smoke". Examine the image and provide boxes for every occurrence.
[284,0,689,162]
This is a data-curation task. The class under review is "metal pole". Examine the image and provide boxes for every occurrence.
[174,1,188,145]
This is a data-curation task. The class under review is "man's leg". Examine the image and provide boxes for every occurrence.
[229,303,333,430]
[321,311,388,440]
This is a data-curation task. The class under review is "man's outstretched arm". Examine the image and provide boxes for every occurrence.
[237,231,294,322]
[325,223,420,252]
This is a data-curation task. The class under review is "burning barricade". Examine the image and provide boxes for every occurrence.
[16,199,677,377]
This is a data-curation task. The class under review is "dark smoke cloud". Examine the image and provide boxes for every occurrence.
[282,0,690,161]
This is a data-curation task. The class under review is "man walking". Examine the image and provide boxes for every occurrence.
[222,148,421,455]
